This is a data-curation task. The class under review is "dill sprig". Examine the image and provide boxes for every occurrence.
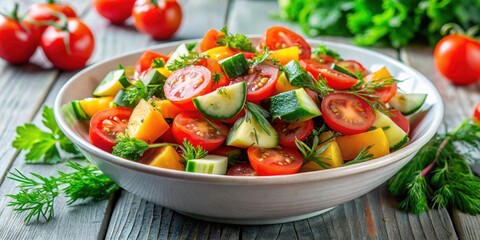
[6,161,119,223]
[245,102,272,136]
[387,119,480,214]
[248,47,279,68]
[216,26,256,53]
[294,127,331,168]
[343,145,374,166]
[112,135,177,161]
[180,139,208,163]
[166,51,208,72]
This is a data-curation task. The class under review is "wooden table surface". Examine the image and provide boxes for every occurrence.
[1,0,479,239]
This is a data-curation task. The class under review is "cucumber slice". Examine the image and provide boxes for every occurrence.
[331,63,358,79]
[372,111,409,151]
[226,116,278,148]
[93,69,131,97]
[113,89,137,108]
[185,155,228,174]
[270,88,321,122]
[389,93,427,115]
[283,60,311,87]
[71,96,113,120]
[219,53,249,78]
[165,44,189,69]
[70,100,89,120]
[193,82,246,120]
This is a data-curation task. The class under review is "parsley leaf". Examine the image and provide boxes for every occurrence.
[216,26,256,53]
[180,139,208,163]
[112,135,177,161]
[165,51,208,72]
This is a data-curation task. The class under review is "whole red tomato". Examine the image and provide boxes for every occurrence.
[27,0,77,23]
[40,17,95,70]
[473,102,480,124]
[94,0,136,25]
[434,33,480,85]
[132,0,182,40]
[0,4,42,64]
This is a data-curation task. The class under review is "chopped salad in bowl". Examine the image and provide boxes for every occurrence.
[55,26,442,224]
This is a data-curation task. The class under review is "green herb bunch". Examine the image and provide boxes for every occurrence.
[387,119,480,214]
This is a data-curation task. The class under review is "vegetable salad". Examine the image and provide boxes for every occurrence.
[69,26,427,176]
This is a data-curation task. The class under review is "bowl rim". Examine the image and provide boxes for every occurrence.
[54,37,444,185]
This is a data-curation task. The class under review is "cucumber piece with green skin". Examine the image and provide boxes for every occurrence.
[283,60,311,87]
[93,69,132,97]
[389,93,427,115]
[70,100,89,120]
[372,110,409,151]
[219,53,249,78]
[193,82,246,120]
[331,63,358,79]
[269,88,321,122]
[165,44,189,69]
[226,116,278,148]
[113,69,167,108]
[185,155,228,174]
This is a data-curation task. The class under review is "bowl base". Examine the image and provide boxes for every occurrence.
[175,207,337,225]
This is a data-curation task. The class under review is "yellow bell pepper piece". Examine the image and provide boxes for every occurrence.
[203,46,237,61]
[336,128,390,161]
[126,99,169,144]
[268,46,299,65]
[80,96,114,118]
[140,145,185,171]
[151,99,182,119]
[300,131,344,172]
[155,67,171,77]
[274,72,298,94]
[366,66,393,83]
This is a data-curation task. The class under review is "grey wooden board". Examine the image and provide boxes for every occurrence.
[401,46,480,239]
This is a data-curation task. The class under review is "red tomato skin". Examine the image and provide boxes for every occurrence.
[337,60,368,76]
[158,124,177,143]
[389,110,410,134]
[0,16,41,64]
[197,58,229,89]
[227,163,257,176]
[321,93,375,135]
[434,34,480,85]
[273,119,314,148]
[230,64,279,102]
[94,0,136,25]
[27,3,77,32]
[135,50,169,73]
[374,83,397,103]
[40,18,95,70]
[262,26,311,59]
[317,68,358,90]
[172,112,228,152]
[473,102,480,124]
[247,147,303,176]
[164,65,213,111]
[89,108,133,153]
[132,0,182,40]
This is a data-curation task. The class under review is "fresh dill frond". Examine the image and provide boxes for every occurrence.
[166,51,208,72]
[343,145,374,166]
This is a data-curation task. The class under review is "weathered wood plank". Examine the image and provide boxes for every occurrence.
[401,46,480,239]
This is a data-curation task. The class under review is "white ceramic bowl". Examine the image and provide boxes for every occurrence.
[54,38,444,225]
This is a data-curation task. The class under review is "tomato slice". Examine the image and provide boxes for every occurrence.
[299,59,330,78]
[197,58,229,89]
[337,60,368,77]
[135,50,169,73]
[172,112,229,151]
[364,68,397,103]
[164,65,213,111]
[89,107,133,153]
[230,64,279,102]
[321,93,375,135]
[317,68,358,90]
[247,147,303,176]
[199,29,221,52]
[262,26,311,59]
[389,109,410,134]
[227,163,257,176]
[313,54,337,64]
[273,119,314,148]
[474,102,480,124]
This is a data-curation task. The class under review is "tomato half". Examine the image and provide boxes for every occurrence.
[321,93,375,135]
[199,29,221,52]
[389,109,410,134]
[40,17,95,70]
[93,0,136,25]
[247,147,303,176]
[135,50,169,73]
[273,119,314,148]
[227,163,257,176]
[89,107,133,153]
[337,60,368,77]
[132,0,182,40]
[172,112,229,151]
[364,67,397,103]
[299,59,330,78]
[197,58,229,89]
[230,64,279,102]
[164,65,213,111]
[474,102,480,123]
[317,68,358,90]
[262,26,311,59]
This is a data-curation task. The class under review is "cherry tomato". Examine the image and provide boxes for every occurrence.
[93,0,136,25]
[313,54,336,64]
[132,0,182,40]
[373,83,397,103]
[261,26,311,59]
[172,112,229,151]
[273,119,314,148]
[247,147,303,176]
[135,50,169,73]
[40,17,95,70]
[299,59,330,77]
[317,68,358,90]
[0,6,42,64]
[227,163,257,176]
[197,58,229,89]
[389,109,410,134]
[230,64,279,102]
[434,34,480,85]
[27,1,77,31]
[337,60,368,77]
[473,102,480,123]
[89,107,132,153]
[164,65,213,111]
[199,29,221,52]
[158,124,176,143]
[321,93,375,135]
